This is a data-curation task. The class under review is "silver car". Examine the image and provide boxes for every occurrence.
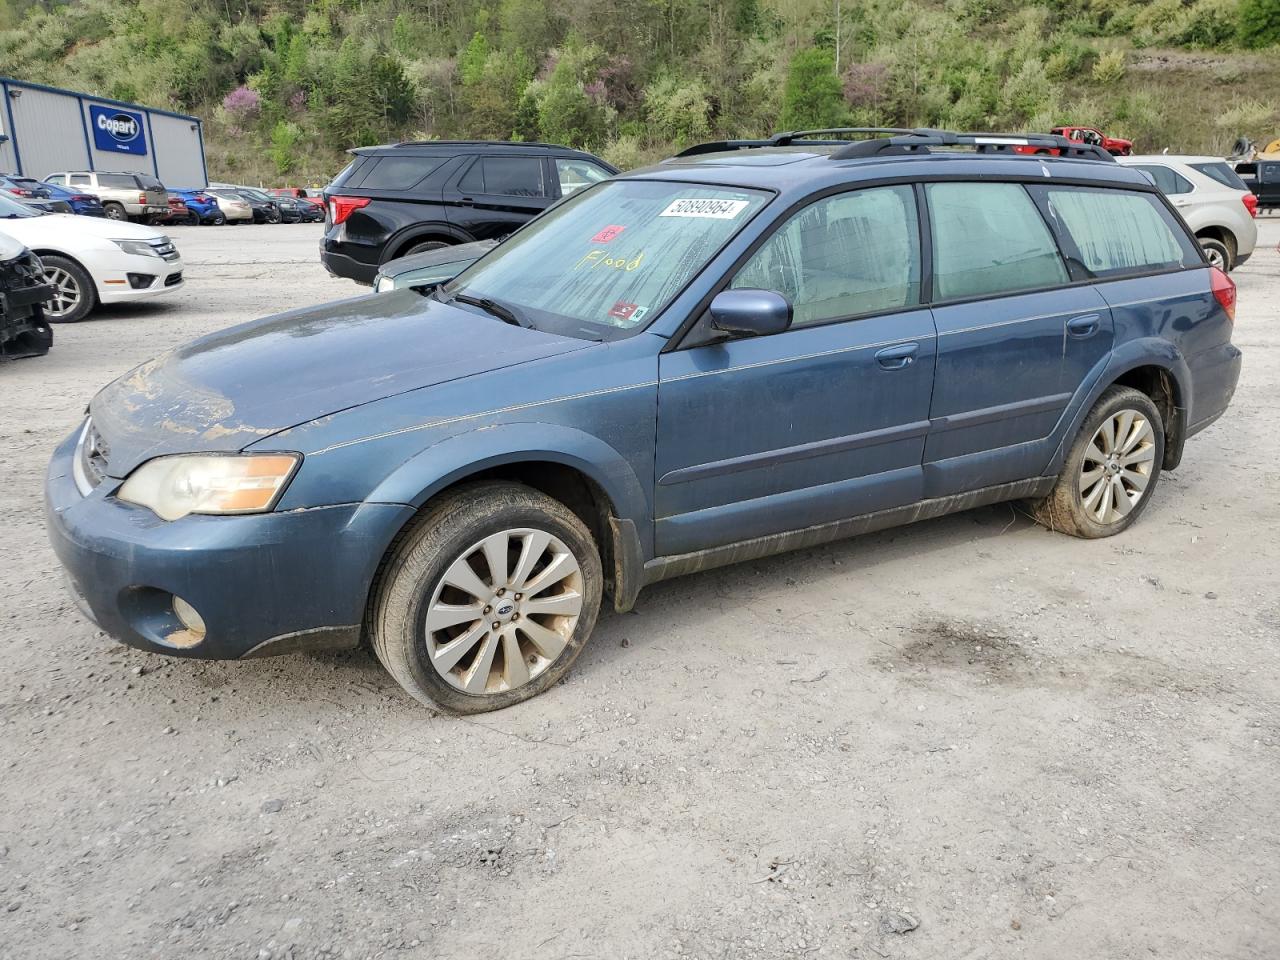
[43,171,168,222]
[1118,155,1259,271]
[206,189,254,224]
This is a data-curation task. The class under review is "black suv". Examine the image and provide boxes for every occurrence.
[320,141,618,285]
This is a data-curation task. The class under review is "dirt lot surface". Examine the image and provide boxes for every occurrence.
[2,220,1278,960]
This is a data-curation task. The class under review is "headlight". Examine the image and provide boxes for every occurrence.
[374,274,393,293]
[113,240,158,258]
[118,453,300,521]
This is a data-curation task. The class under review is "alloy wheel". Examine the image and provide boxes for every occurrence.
[43,267,82,319]
[1079,409,1156,524]
[424,528,584,696]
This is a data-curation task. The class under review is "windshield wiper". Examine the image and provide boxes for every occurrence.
[448,291,531,328]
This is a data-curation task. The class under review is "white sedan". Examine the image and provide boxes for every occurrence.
[0,191,183,322]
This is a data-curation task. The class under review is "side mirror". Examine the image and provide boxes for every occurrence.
[708,288,792,338]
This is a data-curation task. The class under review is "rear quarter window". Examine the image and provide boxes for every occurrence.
[1190,162,1248,191]
[97,173,139,189]
[1036,186,1201,278]
[355,156,444,190]
[1128,164,1193,196]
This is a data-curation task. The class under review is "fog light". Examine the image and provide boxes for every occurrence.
[171,595,207,644]
[127,273,156,289]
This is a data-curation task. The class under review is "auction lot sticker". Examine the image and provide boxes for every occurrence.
[659,198,750,219]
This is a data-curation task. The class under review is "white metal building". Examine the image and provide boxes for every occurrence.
[0,77,208,187]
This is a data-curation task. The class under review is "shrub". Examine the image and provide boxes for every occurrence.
[222,84,261,122]
[1091,49,1126,84]
[269,120,302,174]
[644,75,712,146]
[1238,0,1280,47]
[779,48,847,130]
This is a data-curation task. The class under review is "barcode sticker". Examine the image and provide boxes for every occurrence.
[658,198,750,219]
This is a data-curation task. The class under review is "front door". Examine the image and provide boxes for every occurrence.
[443,155,552,240]
[655,184,937,557]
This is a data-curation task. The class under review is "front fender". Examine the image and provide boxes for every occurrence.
[365,421,652,539]
[1044,338,1191,476]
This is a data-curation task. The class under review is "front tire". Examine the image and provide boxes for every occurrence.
[1030,385,1164,539]
[370,482,603,714]
[40,255,96,323]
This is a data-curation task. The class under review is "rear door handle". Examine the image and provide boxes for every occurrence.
[875,342,919,369]
[1066,314,1101,338]
[458,197,475,206]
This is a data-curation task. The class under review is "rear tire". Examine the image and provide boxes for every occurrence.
[370,482,603,714]
[210,212,226,226]
[1198,237,1233,272]
[103,202,126,221]
[40,254,96,324]
[1030,386,1164,539]
[404,240,450,256]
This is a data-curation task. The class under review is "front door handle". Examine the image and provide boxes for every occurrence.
[458,197,475,206]
[1066,313,1101,338]
[875,342,919,370]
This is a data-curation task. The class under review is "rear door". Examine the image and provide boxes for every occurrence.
[922,180,1113,498]
[443,155,552,240]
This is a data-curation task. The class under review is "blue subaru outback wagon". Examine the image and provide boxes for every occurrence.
[46,129,1242,713]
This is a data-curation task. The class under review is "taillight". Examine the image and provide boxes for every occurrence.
[71,194,94,202]
[329,196,370,225]
[1242,192,1258,218]
[138,192,147,203]
[1210,266,1236,322]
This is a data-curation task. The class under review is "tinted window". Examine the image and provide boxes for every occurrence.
[1041,187,1199,278]
[98,174,138,189]
[1130,164,1192,195]
[1190,162,1248,191]
[138,175,163,190]
[359,156,443,190]
[732,185,921,326]
[465,157,545,197]
[446,181,768,339]
[556,158,612,196]
[1263,163,1280,179]
[926,182,1067,300]
[329,158,367,189]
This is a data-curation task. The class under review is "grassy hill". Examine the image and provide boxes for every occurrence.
[2,0,1278,184]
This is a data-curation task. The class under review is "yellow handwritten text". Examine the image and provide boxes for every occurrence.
[574,249,645,271]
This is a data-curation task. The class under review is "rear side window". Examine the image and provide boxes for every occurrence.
[1129,164,1193,195]
[357,156,443,190]
[1039,187,1200,278]
[1190,162,1248,191]
[69,174,91,186]
[98,173,138,189]
[926,182,1067,301]
[555,158,612,196]
[732,185,921,326]
[459,157,545,197]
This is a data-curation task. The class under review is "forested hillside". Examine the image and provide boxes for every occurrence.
[2,0,1279,184]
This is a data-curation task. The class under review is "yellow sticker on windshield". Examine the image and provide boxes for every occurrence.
[659,198,750,219]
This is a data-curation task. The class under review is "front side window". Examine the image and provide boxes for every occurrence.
[45,174,65,185]
[1041,186,1199,277]
[926,182,1067,301]
[731,185,921,326]
[445,180,769,340]
[556,158,612,196]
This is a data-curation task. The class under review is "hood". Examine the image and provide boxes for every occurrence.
[0,229,26,262]
[2,212,167,244]
[90,290,592,476]
[382,239,498,279]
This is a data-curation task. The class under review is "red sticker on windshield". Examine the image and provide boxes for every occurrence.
[591,225,626,243]
[608,301,639,320]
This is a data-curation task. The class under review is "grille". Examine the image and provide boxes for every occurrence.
[164,271,183,287]
[78,421,110,490]
[152,238,180,262]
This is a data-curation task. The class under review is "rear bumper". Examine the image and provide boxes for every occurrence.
[1187,341,1243,437]
[44,428,413,659]
[320,241,377,285]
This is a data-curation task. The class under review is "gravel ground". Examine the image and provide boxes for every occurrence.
[2,220,1277,960]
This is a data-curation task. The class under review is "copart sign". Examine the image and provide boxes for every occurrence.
[89,104,147,156]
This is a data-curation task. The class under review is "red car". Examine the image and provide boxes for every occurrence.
[1015,126,1133,157]
[269,187,324,210]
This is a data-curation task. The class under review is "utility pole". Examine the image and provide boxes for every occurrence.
[834,0,841,74]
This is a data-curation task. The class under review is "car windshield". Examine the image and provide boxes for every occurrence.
[443,179,771,340]
[0,193,42,219]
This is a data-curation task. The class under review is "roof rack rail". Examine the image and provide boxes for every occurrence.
[673,127,914,158]
[384,139,569,150]
[829,128,1115,162]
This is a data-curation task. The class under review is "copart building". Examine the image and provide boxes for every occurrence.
[0,77,207,186]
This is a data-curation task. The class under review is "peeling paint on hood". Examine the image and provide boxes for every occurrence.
[91,289,590,476]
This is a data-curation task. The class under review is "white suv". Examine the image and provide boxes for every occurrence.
[1118,155,1258,271]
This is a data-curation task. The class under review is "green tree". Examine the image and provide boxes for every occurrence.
[778,48,847,130]
[1238,0,1280,47]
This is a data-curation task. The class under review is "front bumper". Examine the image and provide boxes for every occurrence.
[44,428,413,659]
[95,252,185,304]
